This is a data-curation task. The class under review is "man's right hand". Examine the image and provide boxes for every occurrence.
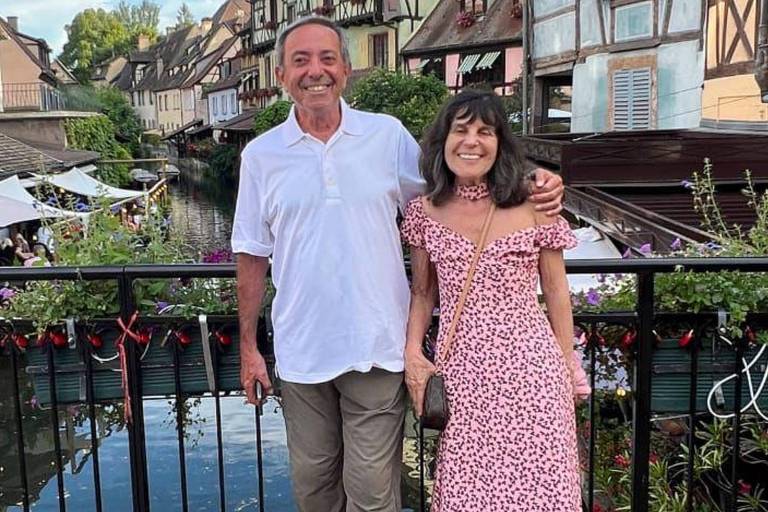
[240,339,273,405]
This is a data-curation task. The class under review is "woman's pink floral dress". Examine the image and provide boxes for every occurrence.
[401,197,581,512]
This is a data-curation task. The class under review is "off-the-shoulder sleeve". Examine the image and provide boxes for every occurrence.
[400,197,426,248]
[535,216,578,250]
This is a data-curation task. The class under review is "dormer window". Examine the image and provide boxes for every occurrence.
[461,0,486,15]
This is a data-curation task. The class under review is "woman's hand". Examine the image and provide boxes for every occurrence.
[405,348,437,417]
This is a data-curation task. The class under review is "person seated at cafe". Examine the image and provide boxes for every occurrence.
[13,233,34,263]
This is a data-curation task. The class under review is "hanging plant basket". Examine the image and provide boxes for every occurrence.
[455,11,475,29]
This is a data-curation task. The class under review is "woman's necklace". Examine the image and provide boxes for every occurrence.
[454,182,490,201]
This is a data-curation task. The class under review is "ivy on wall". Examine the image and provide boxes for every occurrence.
[65,115,132,186]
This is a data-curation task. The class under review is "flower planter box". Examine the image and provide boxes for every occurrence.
[651,337,768,413]
[23,316,273,406]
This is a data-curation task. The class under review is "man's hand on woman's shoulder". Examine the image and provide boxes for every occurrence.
[527,168,564,216]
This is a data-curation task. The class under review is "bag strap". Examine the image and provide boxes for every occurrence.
[436,202,496,369]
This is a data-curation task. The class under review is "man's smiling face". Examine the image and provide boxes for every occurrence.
[276,23,351,114]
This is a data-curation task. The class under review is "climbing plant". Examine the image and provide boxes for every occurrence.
[65,116,132,186]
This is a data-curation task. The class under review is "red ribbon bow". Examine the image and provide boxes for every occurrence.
[116,311,141,424]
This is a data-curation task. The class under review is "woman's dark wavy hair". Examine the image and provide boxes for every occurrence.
[420,90,528,207]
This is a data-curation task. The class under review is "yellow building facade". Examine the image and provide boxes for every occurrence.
[702,0,768,127]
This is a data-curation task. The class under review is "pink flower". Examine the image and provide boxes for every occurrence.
[613,454,630,468]
[738,480,752,495]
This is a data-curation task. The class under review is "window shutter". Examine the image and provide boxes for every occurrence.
[612,67,651,130]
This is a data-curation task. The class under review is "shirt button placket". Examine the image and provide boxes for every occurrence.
[323,148,341,202]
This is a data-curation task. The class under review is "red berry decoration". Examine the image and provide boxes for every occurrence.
[620,329,637,350]
[136,329,151,345]
[87,332,103,349]
[50,331,68,348]
[175,329,192,347]
[214,330,232,346]
[678,330,694,348]
[13,333,29,350]
[745,326,756,344]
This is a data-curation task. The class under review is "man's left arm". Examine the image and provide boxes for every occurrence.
[529,168,565,216]
[396,124,426,212]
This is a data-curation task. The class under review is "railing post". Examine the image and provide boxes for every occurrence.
[631,272,654,511]
[118,274,150,512]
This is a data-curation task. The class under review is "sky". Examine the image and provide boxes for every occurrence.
[2,0,225,57]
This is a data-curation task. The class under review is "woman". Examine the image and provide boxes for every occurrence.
[402,90,585,511]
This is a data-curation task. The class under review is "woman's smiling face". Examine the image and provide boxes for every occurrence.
[443,114,499,184]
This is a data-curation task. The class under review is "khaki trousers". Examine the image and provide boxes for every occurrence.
[281,368,405,512]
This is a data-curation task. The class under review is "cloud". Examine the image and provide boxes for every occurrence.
[5,0,227,56]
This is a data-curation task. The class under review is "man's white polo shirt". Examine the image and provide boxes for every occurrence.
[231,100,424,384]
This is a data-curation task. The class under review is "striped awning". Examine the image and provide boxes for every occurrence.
[475,51,501,70]
[456,54,481,75]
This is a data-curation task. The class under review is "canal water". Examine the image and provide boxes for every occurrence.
[0,172,298,511]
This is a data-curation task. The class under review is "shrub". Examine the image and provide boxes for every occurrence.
[345,69,449,139]
[252,100,292,136]
[65,115,132,186]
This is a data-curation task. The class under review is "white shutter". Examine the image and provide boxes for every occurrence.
[612,67,652,130]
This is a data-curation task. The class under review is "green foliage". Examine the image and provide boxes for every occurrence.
[346,69,449,139]
[115,0,160,44]
[207,143,239,182]
[64,116,132,186]
[252,100,293,136]
[574,162,768,337]
[60,8,131,83]
[94,86,143,154]
[176,3,195,29]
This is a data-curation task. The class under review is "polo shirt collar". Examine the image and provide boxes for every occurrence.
[282,98,363,146]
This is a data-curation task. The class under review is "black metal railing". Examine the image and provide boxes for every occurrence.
[1,258,768,511]
[0,83,66,112]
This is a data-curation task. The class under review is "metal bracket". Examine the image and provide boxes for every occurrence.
[199,314,216,392]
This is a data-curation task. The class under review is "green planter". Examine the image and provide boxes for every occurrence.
[24,316,273,405]
[651,338,768,413]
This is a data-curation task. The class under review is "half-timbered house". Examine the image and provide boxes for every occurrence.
[529,0,706,133]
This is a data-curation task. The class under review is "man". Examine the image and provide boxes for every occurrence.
[231,16,565,512]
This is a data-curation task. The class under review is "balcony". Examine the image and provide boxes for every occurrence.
[2,259,768,511]
[0,83,100,114]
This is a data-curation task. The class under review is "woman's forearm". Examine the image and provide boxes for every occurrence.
[405,246,437,356]
[540,249,574,361]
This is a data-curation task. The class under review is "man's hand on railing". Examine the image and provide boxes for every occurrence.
[241,340,272,405]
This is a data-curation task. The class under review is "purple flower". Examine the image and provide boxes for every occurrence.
[622,248,632,259]
[28,395,39,409]
[670,238,682,251]
[155,301,169,314]
[0,287,15,300]
[202,248,233,264]
[681,180,693,190]
[596,273,607,284]
[639,243,652,255]
[586,288,601,306]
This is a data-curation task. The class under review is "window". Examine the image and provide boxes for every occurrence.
[370,33,389,69]
[614,2,653,42]
[421,58,445,82]
[164,95,168,111]
[462,51,505,90]
[537,77,573,133]
[150,93,153,105]
[612,68,652,130]
[213,96,218,115]
[461,0,486,15]
[231,92,237,113]
[287,3,296,23]
[131,92,136,107]
[264,56,273,88]
[223,95,228,115]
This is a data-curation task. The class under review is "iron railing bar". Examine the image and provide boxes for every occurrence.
[685,329,700,512]
[1,258,768,282]
[10,345,31,512]
[587,329,597,512]
[212,346,227,512]
[254,393,265,512]
[729,336,746,512]
[118,275,150,512]
[46,344,67,512]
[171,342,190,512]
[631,272,654,511]
[419,423,425,512]
[84,345,104,512]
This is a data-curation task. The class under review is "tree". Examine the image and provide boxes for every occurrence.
[60,9,131,83]
[94,86,143,155]
[115,0,160,44]
[345,69,449,139]
[252,100,293,136]
[176,3,195,29]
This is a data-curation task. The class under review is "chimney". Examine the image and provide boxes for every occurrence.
[7,16,18,32]
[156,57,164,79]
[138,34,150,51]
[201,17,213,34]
